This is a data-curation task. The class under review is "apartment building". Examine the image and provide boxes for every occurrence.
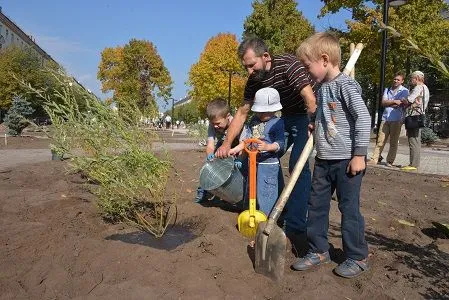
[0,7,56,65]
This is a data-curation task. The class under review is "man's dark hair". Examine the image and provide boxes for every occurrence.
[394,71,405,80]
[206,97,229,120]
[237,37,269,60]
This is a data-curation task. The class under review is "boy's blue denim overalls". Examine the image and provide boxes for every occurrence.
[242,116,285,216]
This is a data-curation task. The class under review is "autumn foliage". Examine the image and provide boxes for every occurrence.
[98,39,173,116]
[188,33,246,115]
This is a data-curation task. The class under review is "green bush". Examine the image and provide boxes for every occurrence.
[187,122,208,145]
[421,127,438,145]
[24,73,175,238]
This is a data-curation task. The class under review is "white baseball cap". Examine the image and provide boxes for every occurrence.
[252,87,282,112]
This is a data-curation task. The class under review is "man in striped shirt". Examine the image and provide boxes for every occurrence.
[215,37,317,239]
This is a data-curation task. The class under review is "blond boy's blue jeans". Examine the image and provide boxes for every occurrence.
[307,158,368,260]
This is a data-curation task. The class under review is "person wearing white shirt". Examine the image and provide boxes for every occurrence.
[369,72,409,167]
[400,71,430,171]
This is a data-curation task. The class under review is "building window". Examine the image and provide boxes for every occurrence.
[11,33,14,43]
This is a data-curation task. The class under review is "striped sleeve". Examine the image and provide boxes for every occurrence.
[340,81,371,156]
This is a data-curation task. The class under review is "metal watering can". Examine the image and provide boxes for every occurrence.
[199,157,244,204]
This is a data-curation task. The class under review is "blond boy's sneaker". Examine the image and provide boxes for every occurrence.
[401,165,417,171]
[334,258,370,278]
[292,251,330,271]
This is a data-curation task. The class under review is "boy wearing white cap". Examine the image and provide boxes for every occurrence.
[229,87,285,216]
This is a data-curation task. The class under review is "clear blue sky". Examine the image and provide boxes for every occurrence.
[1,1,350,110]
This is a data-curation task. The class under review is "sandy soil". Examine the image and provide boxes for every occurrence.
[0,132,448,300]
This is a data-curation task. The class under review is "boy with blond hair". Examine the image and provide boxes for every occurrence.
[294,32,371,278]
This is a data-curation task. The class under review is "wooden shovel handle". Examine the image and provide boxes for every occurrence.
[343,43,363,76]
[263,135,314,235]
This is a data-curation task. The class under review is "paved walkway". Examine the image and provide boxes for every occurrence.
[0,149,51,171]
[365,143,449,176]
[1,129,448,176]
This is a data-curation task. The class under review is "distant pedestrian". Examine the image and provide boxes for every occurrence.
[368,72,409,167]
[165,115,172,129]
[400,71,430,171]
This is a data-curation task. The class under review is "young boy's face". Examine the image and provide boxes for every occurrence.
[256,112,275,122]
[210,115,230,133]
[301,56,327,83]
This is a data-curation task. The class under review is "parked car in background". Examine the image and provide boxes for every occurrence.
[33,117,52,126]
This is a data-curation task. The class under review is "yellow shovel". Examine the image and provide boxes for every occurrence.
[237,138,267,238]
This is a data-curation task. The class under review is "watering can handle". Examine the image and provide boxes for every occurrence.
[263,135,314,235]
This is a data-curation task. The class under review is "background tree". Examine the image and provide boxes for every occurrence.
[319,0,449,112]
[188,33,246,116]
[243,0,315,55]
[0,46,60,115]
[168,102,201,124]
[98,39,173,116]
[4,96,35,136]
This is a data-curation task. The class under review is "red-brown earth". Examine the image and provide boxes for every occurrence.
[1,130,448,299]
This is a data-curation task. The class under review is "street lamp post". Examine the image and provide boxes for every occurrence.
[167,97,175,118]
[220,68,241,108]
[375,0,407,143]
[227,71,232,107]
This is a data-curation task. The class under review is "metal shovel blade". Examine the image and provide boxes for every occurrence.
[254,221,287,281]
[254,135,314,281]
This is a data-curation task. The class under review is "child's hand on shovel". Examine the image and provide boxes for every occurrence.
[255,140,279,152]
[308,122,315,137]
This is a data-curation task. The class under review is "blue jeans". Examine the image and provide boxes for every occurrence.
[281,114,311,234]
[255,161,284,216]
[307,158,368,260]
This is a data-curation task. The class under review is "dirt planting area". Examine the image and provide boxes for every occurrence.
[0,133,448,299]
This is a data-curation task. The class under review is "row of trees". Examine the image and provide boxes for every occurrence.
[184,0,448,119]
[0,46,97,135]
[320,0,449,117]
[1,1,447,126]
[94,0,449,122]
[0,46,60,116]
